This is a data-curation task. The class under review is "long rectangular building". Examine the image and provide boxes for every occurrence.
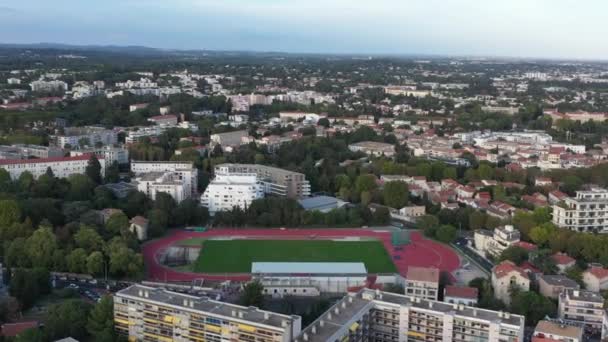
[295,288,524,342]
[0,154,105,180]
[214,163,310,198]
[114,284,302,342]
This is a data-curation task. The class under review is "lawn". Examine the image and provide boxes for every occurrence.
[193,239,396,273]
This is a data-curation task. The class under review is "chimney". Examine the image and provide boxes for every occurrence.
[348,296,353,303]
[341,301,346,309]
[573,290,580,297]
[264,312,270,320]
[428,302,433,308]
[238,311,244,318]
[312,326,317,334]
[144,291,149,298]
[334,307,340,315]
[320,320,325,327]
[138,290,143,297]
[458,304,464,311]
[189,300,194,308]
[473,309,477,317]
[232,310,237,317]
[504,312,510,319]
[303,333,309,341]
[183,299,189,306]
[281,320,288,328]
[327,312,333,320]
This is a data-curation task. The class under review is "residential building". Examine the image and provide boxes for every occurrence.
[532,320,583,342]
[398,206,426,217]
[491,261,530,305]
[538,275,580,299]
[53,126,118,149]
[552,253,576,274]
[405,266,440,301]
[443,286,478,306]
[552,188,608,233]
[114,284,302,342]
[582,266,608,292]
[0,154,105,180]
[0,144,63,159]
[210,130,250,149]
[148,115,178,126]
[135,172,191,203]
[129,216,149,240]
[348,141,395,157]
[70,146,129,165]
[30,80,68,92]
[213,164,310,198]
[131,161,198,197]
[474,225,521,258]
[200,173,264,215]
[558,289,606,332]
[294,288,524,342]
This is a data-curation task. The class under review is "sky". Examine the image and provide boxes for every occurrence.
[1,0,607,60]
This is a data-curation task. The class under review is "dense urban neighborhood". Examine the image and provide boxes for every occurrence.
[1,45,608,342]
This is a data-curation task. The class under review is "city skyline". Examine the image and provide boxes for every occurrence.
[1,0,608,60]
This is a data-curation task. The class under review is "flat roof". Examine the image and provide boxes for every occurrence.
[117,285,298,330]
[298,196,340,210]
[251,262,367,275]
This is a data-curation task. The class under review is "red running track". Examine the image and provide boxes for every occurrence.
[142,228,461,283]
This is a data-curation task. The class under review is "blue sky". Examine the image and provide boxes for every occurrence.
[1,0,607,59]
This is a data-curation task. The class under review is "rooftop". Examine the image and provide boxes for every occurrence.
[534,320,583,339]
[0,154,98,166]
[406,266,440,283]
[117,285,298,330]
[538,275,579,288]
[251,262,367,275]
[444,285,479,299]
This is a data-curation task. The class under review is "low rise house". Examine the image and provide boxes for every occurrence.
[405,266,440,301]
[129,216,149,240]
[443,285,478,306]
[538,275,580,299]
[583,266,608,292]
[491,261,530,305]
[552,253,576,274]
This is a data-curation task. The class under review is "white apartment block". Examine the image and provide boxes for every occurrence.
[558,289,607,334]
[552,188,608,233]
[53,127,118,149]
[131,161,198,198]
[0,154,105,180]
[348,141,396,157]
[295,288,524,342]
[200,173,264,215]
[405,267,440,301]
[0,144,64,160]
[135,172,190,203]
[214,164,310,199]
[70,146,129,165]
[114,284,301,342]
[30,80,68,92]
[474,225,521,258]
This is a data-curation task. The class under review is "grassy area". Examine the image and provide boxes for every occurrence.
[175,237,207,246]
[193,240,396,273]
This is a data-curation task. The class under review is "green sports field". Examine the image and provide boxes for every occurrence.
[193,240,396,273]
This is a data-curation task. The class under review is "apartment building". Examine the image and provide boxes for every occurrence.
[443,286,479,306]
[405,267,440,301]
[491,261,530,306]
[131,161,198,197]
[213,164,310,199]
[53,126,118,148]
[70,146,129,165]
[0,154,105,180]
[114,284,302,342]
[30,79,68,92]
[210,130,250,149]
[200,173,265,215]
[558,289,607,333]
[532,320,583,342]
[474,225,521,258]
[348,141,396,157]
[294,288,524,342]
[552,188,608,233]
[538,275,580,299]
[0,144,64,159]
[135,172,191,204]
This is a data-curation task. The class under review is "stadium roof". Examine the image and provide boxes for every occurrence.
[252,262,367,275]
[297,196,345,212]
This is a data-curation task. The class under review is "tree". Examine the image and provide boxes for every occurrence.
[0,199,21,227]
[67,248,89,274]
[86,155,102,184]
[529,223,556,246]
[561,175,583,195]
[509,291,556,326]
[241,281,264,308]
[67,174,96,201]
[147,209,169,237]
[355,174,377,194]
[417,215,439,231]
[468,211,487,230]
[105,212,130,236]
[45,299,93,341]
[382,181,409,208]
[87,251,105,276]
[14,328,47,342]
[25,227,58,269]
[435,225,457,243]
[87,296,116,342]
[318,117,330,128]
[104,161,120,183]
[499,246,529,265]
[75,226,105,252]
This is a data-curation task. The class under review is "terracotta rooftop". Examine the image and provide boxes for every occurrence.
[406,266,440,283]
[1,321,39,337]
[444,285,478,299]
[586,266,608,280]
[551,252,575,266]
[493,261,529,280]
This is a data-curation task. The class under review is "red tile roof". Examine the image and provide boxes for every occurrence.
[0,154,100,166]
[493,261,529,280]
[586,266,608,280]
[444,285,478,299]
[515,241,538,251]
[551,252,575,266]
[406,266,440,283]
